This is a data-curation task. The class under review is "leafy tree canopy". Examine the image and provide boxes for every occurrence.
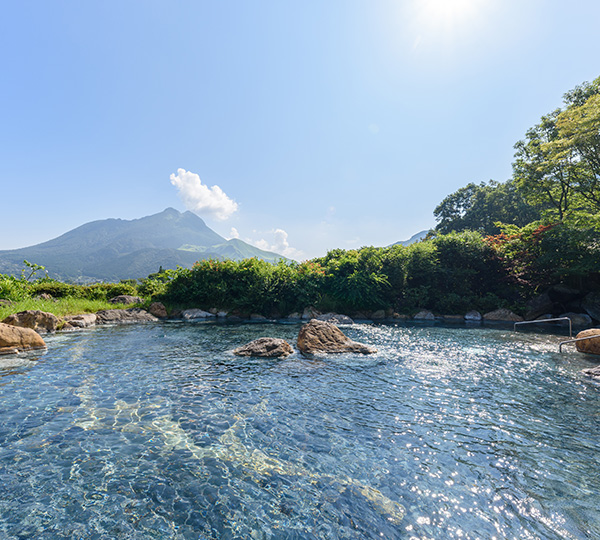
[434,179,540,235]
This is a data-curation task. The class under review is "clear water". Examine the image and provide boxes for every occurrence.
[1,322,599,540]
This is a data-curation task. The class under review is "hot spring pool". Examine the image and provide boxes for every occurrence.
[1,321,599,539]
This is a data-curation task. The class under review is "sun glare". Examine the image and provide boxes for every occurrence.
[407,0,490,51]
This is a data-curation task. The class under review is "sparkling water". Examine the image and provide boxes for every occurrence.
[1,321,599,539]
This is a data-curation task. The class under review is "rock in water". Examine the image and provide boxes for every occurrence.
[0,322,46,354]
[233,338,294,358]
[575,329,600,355]
[95,308,158,324]
[297,319,376,355]
[2,310,60,333]
[483,309,523,322]
[64,313,97,328]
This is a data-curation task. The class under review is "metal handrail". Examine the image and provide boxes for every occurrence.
[559,334,600,353]
[514,317,572,338]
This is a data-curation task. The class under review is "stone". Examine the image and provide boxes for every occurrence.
[64,313,97,328]
[181,309,215,320]
[0,322,46,354]
[443,315,464,322]
[3,310,61,333]
[250,314,267,320]
[217,311,228,318]
[370,310,386,320]
[483,309,523,322]
[583,364,600,379]
[559,312,593,328]
[413,310,435,320]
[95,308,158,324]
[392,313,410,320]
[525,293,554,320]
[316,313,354,325]
[302,307,320,320]
[0,299,13,306]
[296,319,376,355]
[233,337,294,358]
[148,302,168,318]
[35,293,53,301]
[575,329,600,355]
[582,292,600,322]
[548,285,580,304]
[286,312,302,320]
[464,310,482,321]
[109,295,144,305]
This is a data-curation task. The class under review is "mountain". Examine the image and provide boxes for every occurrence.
[0,208,286,282]
[390,230,430,247]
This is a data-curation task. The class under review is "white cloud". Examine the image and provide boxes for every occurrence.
[170,168,238,220]
[250,228,304,260]
[229,227,240,239]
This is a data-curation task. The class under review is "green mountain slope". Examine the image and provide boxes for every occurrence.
[0,208,286,281]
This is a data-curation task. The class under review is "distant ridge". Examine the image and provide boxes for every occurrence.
[390,230,430,247]
[0,208,286,282]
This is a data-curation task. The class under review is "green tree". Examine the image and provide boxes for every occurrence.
[434,180,539,234]
[513,76,600,217]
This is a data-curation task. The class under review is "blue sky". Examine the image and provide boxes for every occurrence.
[2,0,599,259]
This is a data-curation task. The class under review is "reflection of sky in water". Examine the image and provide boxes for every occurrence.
[0,322,599,539]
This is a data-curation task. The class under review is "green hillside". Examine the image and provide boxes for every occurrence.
[0,208,286,282]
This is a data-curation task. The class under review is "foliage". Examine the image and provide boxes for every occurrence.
[513,77,600,218]
[434,180,540,235]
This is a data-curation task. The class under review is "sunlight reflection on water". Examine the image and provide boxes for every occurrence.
[0,321,599,539]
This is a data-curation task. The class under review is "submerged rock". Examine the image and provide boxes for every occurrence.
[233,338,293,358]
[2,310,61,333]
[297,319,376,355]
[483,309,523,322]
[0,322,46,354]
[575,329,600,356]
[583,364,600,379]
[95,308,158,324]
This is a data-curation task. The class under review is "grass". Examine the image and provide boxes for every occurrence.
[0,298,135,321]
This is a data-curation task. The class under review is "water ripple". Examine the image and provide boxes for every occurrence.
[0,322,599,538]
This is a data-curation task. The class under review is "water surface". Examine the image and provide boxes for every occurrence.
[0,322,599,539]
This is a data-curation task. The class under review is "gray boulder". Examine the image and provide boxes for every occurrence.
[583,292,600,321]
[64,313,97,328]
[559,312,593,328]
[413,310,435,321]
[95,308,158,324]
[316,313,354,325]
[483,309,523,322]
[109,295,143,305]
[2,310,61,333]
[233,337,294,358]
[465,310,482,322]
[181,309,215,320]
[297,319,376,355]
[525,293,554,320]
